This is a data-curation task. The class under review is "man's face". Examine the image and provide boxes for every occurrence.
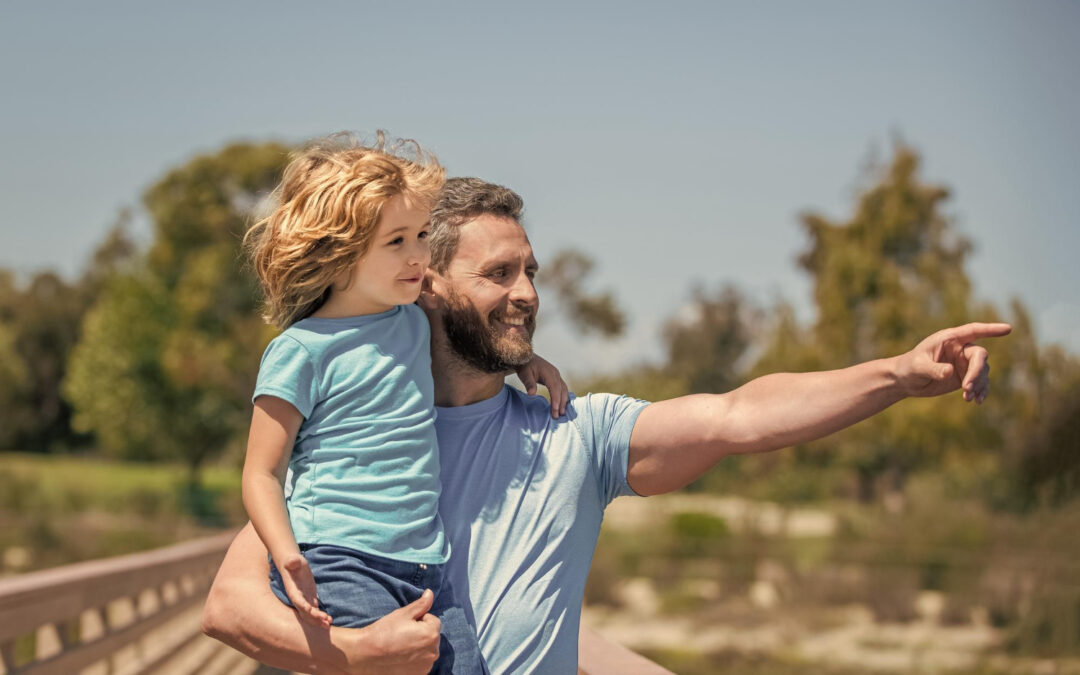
[431,215,539,373]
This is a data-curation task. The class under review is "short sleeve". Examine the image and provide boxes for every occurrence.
[569,393,650,507]
[253,334,320,418]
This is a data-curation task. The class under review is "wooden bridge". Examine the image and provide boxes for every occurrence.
[0,533,670,674]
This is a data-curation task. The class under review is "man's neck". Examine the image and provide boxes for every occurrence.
[430,338,507,408]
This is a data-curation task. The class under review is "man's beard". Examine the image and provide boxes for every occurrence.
[441,289,535,374]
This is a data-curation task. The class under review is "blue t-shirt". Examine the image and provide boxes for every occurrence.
[435,386,648,674]
[253,304,448,564]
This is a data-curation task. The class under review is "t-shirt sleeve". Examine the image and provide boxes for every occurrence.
[253,334,320,418]
[571,392,651,507]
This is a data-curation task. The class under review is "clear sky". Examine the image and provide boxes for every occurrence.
[2,1,1077,375]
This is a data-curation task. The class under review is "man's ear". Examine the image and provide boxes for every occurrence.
[417,269,440,311]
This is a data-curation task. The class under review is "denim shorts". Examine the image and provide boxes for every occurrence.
[270,544,487,674]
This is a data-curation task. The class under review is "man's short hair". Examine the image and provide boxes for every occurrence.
[428,177,524,273]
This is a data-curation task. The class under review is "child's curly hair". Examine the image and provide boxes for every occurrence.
[245,132,445,328]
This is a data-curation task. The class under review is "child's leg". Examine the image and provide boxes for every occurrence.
[269,544,409,627]
[269,545,487,673]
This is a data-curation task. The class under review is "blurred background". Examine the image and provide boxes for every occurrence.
[1,2,1078,673]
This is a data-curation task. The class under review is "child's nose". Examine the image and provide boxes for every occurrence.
[408,241,429,265]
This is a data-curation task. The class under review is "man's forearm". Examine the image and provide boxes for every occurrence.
[628,357,905,495]
[203,525,442,674]
[201,525,354,675]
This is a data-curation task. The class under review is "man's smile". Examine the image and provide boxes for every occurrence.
[492,312,535,335]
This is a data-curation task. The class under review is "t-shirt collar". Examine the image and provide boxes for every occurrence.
[435,384,511,420]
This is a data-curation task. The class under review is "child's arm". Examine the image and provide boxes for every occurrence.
[242,395,332,628]
[515,354,569,419]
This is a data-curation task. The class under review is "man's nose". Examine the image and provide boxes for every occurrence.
[509,271,538,307]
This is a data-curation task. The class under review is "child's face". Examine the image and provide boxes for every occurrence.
[337,194,431,314]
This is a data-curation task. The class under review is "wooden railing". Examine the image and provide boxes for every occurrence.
[0,532,246,675]
[0,534,671,675]
[578,626,673,674]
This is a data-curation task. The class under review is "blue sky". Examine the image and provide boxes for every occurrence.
[1,1,1076,375]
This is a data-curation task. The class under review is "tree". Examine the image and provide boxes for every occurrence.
[663,285,759,395]
[538,249,626,337]
[574,285,759,407]
[65,142,289,485]
[788,145,987,501]
[799,145,973,366]
[0,289,31,446]
[0,267,96,452]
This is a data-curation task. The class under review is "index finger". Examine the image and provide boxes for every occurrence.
[939,322,1012,344]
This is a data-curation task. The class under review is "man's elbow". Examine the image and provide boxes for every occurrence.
[201,598,223,640]
[201,582,234,641]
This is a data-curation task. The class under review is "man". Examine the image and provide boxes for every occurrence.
[202,177,1009,674]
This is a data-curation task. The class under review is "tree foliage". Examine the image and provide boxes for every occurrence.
[575,284,758,404]
[663,285,759,395]
[791,146,983,498]
[538,249,626,337]
[65,142,289,482]
[576,143,1080,506]
[0,270,94,452]
[3,136,1074,508]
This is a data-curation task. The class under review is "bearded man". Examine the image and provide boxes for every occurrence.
[202,177,1009,674]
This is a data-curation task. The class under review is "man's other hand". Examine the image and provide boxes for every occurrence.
[894,322,1012,403]
[342,589,441,674]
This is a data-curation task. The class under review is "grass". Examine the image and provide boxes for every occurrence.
[0,452,243,572]
[0,452,241,516]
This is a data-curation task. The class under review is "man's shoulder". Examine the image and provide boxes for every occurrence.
[506,387,649,431]
[567,391,650,417]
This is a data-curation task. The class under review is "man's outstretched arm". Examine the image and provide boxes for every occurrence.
[201,523,441,675]
[626,322,1011,496]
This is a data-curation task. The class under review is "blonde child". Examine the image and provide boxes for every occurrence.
[241,134,565,674]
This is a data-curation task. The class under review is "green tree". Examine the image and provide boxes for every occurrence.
[0,291,31,445]
[0,266,99,452]
[786,145,993,501]
[663,284,759,395]
[982,300,1080,509]
[799,145,973,365]
[538,249,626,337]
[65,142,289,486]
[575,285,759,406]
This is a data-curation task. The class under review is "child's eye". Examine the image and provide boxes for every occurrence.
[418,230,429,240]
[388,236,404,245]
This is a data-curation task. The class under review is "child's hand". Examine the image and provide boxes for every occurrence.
[516,354,569,419]
[280,554,332,628]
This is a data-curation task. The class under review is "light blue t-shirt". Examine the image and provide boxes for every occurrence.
[435,385,648,674]
[253,304,448,564]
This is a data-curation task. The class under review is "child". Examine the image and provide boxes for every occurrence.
[241,134,566,674]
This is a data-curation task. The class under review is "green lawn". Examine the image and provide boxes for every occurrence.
[0,453,243,572]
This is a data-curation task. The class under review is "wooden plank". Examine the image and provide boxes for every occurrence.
[578,626,674,675]
[14,590,205,675]
[1,638,15,672]
[129,624,204,675]
[0,533,235,642]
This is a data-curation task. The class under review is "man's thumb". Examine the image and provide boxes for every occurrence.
[400,589,434,620]
[934,363,955,380]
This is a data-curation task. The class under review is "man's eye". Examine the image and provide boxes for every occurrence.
[490,268,507,279]
[526,269,537,280]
